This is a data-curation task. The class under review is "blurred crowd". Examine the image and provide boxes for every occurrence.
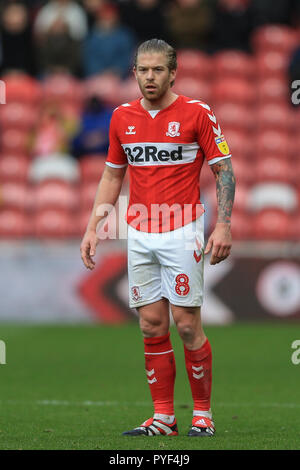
[0,0,300,240]
[0,0,300,79]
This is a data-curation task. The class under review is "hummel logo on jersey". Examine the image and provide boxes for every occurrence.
[125,126,136,135]
[166,121,180,137]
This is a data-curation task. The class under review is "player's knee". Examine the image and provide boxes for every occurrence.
[177,322,195,344]
[139,317,168,338]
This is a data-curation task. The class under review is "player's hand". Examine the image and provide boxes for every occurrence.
[80,230,99,270]
[204,223,232,265]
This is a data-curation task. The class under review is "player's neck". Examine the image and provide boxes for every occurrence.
[141,92,178,111]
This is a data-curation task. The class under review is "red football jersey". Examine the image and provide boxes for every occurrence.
[106,95,231,232]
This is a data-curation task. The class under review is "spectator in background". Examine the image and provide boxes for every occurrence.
[250,0,296,27]
[82,3,136,78]
[119,0,168,43]
[34,0,88,76]
[166,0,213,50]
[30,104,71,158]
[34,0,88,41]
[211,0,253,52]
[0,2,36,76]
[70,96,113,158]
[82,0,104,31]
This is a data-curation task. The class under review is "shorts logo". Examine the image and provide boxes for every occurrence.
[215,135,229,155]
[166,121,180,137]
[175,273,190,296]
[131,286,142,302]
[193,237,202,263]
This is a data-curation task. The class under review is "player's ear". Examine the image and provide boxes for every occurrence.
[133,67,137,80]
[170,68,176,87]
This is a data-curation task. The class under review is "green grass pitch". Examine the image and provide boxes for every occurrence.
[0,323,299,450]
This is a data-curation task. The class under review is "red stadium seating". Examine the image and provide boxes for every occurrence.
[0,102,39,131]
[0,208,30,238]
[212,78,256,105]
[3,73,42,105]
[0,129,29,154]
[255,156,292,184]
[251,25,298,55]
[256,77,289,104]
[256,103,294,132]
[256,130,290,159]
[222,129,252,160]
[0,182,31,210]
[32,180,79,211]
[230,211,253,240]
[173,77,211,102]
[252,209,291,240]
[0,154,30,182]
[42,73,83,106]
[84,73,122,107]
[247,182,298,212]
[80,181,99,210]
[118,77,141,103]
[231,184,249,212]
[214,103,254,133]
[231,159,254,185]
[33,208,78,238]
[255,51,289,79]
[213,51,255,80]
[176,50,213,80]
[79,156,106,183]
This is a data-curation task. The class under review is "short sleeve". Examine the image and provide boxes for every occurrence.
[197,105,231,165]
[105,111,128,168]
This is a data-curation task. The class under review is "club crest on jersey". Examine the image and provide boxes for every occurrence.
[215,135,229,155]
[166,121,180,137]
[131,286,142,302]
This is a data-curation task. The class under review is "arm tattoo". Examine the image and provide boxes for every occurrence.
[210,159,236,224]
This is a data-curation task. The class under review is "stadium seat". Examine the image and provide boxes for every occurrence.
[80,181,99,210]
[256,77,289,104]
[252,208,290,240]
[256,130,290,159]
[0,182,31,210]
[214,103,254,133]
[28,153,80,183]
[42,73,83,106]
[0,208,30,238]
[173,77,211,102]
[3,73,42,105]
[79,155,106,183]
[84,73,122,107]
[118,77,141,104]
[0,154,30,182]
[256,103,294,132]
[33,208,78,238]
[213,51,255,80]
[176,50,213,80]
[212,78,256,105]
[230,211,253,240]
[32,180,79,211]
[231,159,254,185]
[255,51,289,79]
[248,182,298,212]
[221,129,251,160]
[0,102,39,131]
[0,129,29,154]
[255,156,292,184]
[251,25,298,55]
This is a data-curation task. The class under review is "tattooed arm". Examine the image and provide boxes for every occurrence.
[204,158,236,265]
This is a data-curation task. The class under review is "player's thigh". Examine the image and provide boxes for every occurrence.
[158,219,205,307]
[128,228,162,309]
[138,298,170,337]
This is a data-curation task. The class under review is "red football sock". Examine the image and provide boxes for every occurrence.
[184,338,212,412]
[144,332,176,416]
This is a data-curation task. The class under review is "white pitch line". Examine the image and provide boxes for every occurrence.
[0,400,300,408]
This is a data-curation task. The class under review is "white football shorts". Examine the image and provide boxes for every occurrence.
[127,216,204,308]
